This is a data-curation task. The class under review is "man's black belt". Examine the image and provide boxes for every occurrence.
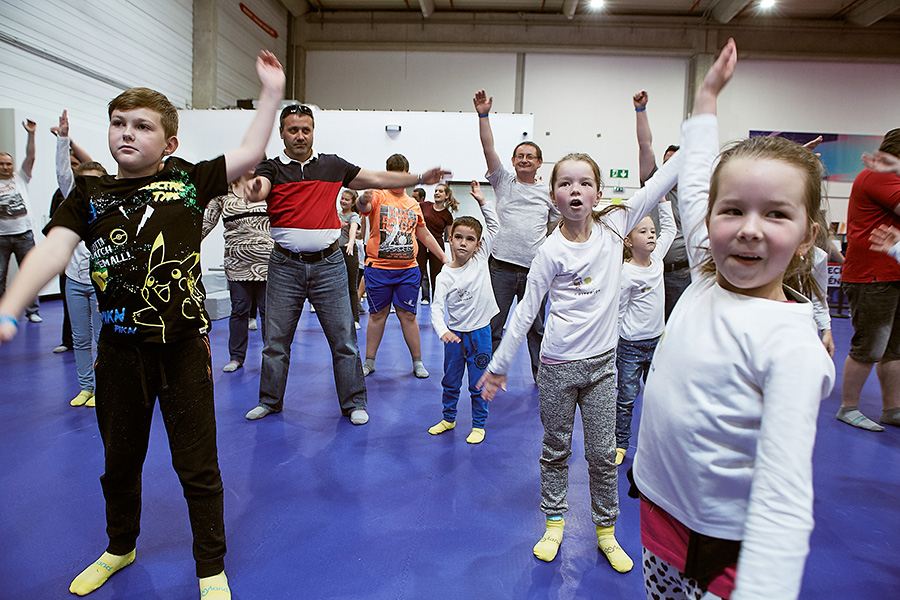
[274,240,339,263]
[664,260,690,273]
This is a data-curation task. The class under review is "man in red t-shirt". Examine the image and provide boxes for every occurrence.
[839,128,900,431]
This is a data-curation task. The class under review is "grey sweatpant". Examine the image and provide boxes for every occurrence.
[536,349,619,527]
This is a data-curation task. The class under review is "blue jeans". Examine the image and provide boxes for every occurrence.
[66,277,101,391]
[615,336,660,448]
[258,247,366,415]
[441,325,491,428]
[228,280,267,364]
[0,231,39,316]
[489,257,544,381]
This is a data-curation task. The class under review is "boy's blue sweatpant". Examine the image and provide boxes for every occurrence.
[441,324,491,428]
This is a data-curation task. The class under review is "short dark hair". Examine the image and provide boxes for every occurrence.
[412,187,426,201]
[451,216,483,240]
[74,162,108,176]
[386,153,409,172]
[512,142,542,161]
[108,87,178,138]
[665,145,680,155]
[879,129,900,158]
[280,104,315,129]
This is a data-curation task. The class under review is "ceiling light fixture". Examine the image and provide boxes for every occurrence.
[590,0,605,9]
[760,0,776,9]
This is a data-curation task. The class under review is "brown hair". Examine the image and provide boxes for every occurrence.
[550,153,624,227]
[879,128,900,158]
[74,162,108,177]
[108,87,178,138]
[386,153,409,172]
[451,215,483,240]
[702,135,824,298]
[341,189,360,213]
[436,183,459,212]
[513,142,542,161]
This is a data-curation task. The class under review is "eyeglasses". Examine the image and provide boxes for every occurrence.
[280,104,313,120]
[514,153,538,161]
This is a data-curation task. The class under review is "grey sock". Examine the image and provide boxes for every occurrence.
[413,360,429,379]
[836,407,885,432]
[362,358,375,377]
[880,408,900,427]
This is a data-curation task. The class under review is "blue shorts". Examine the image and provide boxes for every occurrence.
[364,266,420,314]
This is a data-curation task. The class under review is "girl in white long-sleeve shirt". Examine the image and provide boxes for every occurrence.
[479,147,681,573]
[632,40,835,600]
[614,201,676,465]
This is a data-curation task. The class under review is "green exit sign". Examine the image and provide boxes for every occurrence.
[610,169,629,178]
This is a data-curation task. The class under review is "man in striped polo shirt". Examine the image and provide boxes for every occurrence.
[244,104,448,425]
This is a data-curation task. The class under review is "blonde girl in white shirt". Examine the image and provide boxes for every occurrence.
[479,146,681,572]
[633,40,834,600]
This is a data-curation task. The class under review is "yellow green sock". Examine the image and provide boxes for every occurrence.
[596,525,633,573]
[70,391,93,407]
[69,550,135,596]
[428,420,455,435]
[533,517,565,562]
[466,428,485,444]
[199,571,231,599]
[615,448,626,465]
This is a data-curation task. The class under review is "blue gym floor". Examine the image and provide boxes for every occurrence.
[1,299,898,599]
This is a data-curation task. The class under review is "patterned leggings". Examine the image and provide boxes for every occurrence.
[643,548,724,600]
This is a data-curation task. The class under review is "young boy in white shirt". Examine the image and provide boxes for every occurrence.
[429,181,499,444]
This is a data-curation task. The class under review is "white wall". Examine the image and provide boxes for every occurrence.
[217,0,288,107]
[306,49,900,221]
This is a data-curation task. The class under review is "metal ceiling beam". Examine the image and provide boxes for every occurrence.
[419,0,435,18]
[562,0,578,20]
[846,0,900,26]
[709,0,752,24]
[281,0,310,17]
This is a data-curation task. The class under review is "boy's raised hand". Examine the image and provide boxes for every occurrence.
[469,180,486,206]
[256,50,285,92]
[421,167,452,185]
[441,332,461,344]
[862,151,900,176]
[22,119,36,134]
[870,224,900,254]
[473,90,492,115]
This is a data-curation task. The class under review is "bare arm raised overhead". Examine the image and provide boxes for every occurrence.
[474,90,502,176]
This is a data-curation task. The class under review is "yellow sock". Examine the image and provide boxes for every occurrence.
[70,391,93,407]
[69,550,135,596]
[428,420,455,435]
[615,448,626,466]
[199,571,231,599]
[466,428,485,444]
[597,525,633,573]
[533,517,565,562]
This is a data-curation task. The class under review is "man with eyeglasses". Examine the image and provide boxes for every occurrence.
[243,104,449,424]
[473,90,559,382]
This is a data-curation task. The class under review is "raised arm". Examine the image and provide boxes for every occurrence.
[470,180,499,255]
[348,167,449,191]
[634,91,657,182]
[21,119,36,179]
[474,90,502,176]
[653,200,677,260]
[224,51,285,182]
[54,111,76,196]
[863,150,900,177]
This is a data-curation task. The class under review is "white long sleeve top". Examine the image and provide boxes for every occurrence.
[431,202,500,337]
[618,201,676,341]
[810,246,830,332]
[633,114,835,600]
[487,151,682,374]
[56,136,92,285]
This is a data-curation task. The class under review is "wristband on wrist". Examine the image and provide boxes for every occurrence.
[635,107,646,112]
[417,174,424,185]
[0,314,18,329]
[478,113,489,118]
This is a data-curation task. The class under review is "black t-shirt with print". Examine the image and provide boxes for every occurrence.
[47,156,227,344]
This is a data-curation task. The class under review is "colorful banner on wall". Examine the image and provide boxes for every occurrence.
[749,130,884,182]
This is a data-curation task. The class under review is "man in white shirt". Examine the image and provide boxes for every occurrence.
[0,118,41,322]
